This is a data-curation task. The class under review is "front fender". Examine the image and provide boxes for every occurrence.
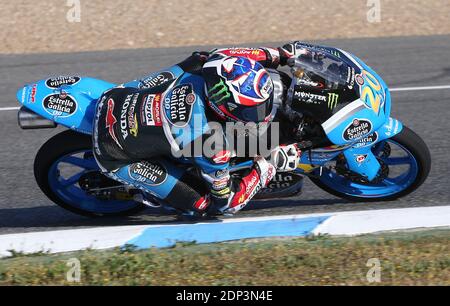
[344,117,403,181]
[376,117,403,142]
[343,147,380,181]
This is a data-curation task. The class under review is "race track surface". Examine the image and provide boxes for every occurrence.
[0,35,449,234]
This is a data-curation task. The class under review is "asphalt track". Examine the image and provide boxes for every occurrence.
[0,35,449,234]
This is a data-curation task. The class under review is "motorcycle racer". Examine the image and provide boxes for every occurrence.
[92,48,292,217]
[19,41,432,218]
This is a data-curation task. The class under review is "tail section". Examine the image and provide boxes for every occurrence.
[17,76,116,134]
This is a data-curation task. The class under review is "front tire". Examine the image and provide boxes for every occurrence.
[34,130,145,217]
[310,126,431,202]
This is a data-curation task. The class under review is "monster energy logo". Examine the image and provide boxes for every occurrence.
[208,79,230,104]
[328,93,339,109]
[330,50,341,58]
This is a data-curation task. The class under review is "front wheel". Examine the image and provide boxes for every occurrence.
[34,130,145,217]
[309,126,431,201]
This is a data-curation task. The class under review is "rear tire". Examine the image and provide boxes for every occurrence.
[309,126,431,202]
[34,130,145,217]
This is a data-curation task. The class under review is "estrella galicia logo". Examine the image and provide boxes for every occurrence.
[45,76,81,89]
[354,132,379,148]
[163,83,196,127]
[42,94,77,117]
[139,71,174,89]
[128,161,167,186]
[343,118,372,141]
[259,173,303,195]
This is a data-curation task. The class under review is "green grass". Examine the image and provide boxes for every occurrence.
[0,229,449,285]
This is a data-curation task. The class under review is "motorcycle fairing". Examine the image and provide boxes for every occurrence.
[16,77,116,135]
[293,50,403,181]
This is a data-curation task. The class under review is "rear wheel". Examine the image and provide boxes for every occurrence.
[34,130,145,217]
[309,126,431,201]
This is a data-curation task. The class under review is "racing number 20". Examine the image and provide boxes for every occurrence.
[360,70,383,115]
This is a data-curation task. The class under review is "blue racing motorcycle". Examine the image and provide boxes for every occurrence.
[15,45,431,217]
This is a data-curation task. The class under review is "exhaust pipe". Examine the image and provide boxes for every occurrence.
[18,107,57,129]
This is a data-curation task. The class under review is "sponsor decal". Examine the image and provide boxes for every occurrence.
[219,48,266,61]
[211,187,230,196]
[21,87,26,104]
[208,79,231,104]
[164,83,195,127]
[45,76,81,89]
[385,117,401,137]
[42,94,77,117]
[355,154,368,163]
[59,90,68,99]
[355,74,365,86]
[194,196,209,211]
[297,78,324,88]
[258,73,274,99]
[212,150,231,164]
[309,152,338,163]
[105,98,122,148]
[129,114,139,137]
[234,170,263,206]
[343,118,373,141]
[261,173,303,194]
[295,43,341,58]
[359,70,385,115]
[119,94,135,139]
[207,99,226,118]
[245,175,258,196]
[186,93,196,105]
[215,169,229,179]
[128,161,167,186]
[328,93,339,109]
[329,49,341,58]
[228,103,237,111]
[127,94,139,137]
[138,71,174,89]
[354,132,379,148]
[347,67,356,89]
[295,90,327,104]
[30,84,37,103]
[141,93,162,127]
[212,178,229,191]
[296,90,339,109]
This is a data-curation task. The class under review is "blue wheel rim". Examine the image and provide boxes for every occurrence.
[315,140,419,198]
[48,150,139,214]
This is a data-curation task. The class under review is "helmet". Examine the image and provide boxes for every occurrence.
[202,55,275,123]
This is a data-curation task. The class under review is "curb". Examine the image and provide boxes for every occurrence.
[1,205,449,257]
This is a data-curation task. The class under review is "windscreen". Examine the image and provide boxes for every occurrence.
[288,45,355,89]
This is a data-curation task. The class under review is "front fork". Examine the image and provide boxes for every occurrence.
[344,117,403,181]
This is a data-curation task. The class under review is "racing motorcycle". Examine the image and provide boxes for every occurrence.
[16,44,431,217]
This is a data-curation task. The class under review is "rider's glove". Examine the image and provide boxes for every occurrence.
[278,44,295,66]
[270,144,301,172]
[220,157,276,215]
[192,51,210,61]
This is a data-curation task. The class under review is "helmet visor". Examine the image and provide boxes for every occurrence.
[234,97,274,123]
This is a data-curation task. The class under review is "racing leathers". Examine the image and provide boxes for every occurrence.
[93,48,284,216]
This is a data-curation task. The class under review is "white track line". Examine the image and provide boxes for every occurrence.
[0,106,20,111]
[390,85,450,92]
[1,85,449,112]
